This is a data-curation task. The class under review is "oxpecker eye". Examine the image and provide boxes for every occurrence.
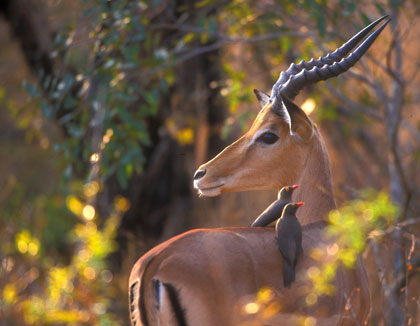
[257,132,279,145]
[285,187,289,191]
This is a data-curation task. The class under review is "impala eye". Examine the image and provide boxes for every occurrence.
[257,132,279,145]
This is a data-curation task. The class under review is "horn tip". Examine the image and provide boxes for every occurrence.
[379,16,392,28]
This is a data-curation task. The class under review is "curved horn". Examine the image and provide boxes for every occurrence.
[271,15,389,99]
[279,18,390,100]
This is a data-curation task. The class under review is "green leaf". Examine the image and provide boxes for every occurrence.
[315,12,326,37]
[58,112,74,125]
[374,2,387,16]
[117,165,128,189]
[23,81,41,98]
[132,121,151,145]
[67,125,84,139]
[122,44,140,67]
[360,13,371,26]
[63,96,78,110]
[208,18,217,36]
[41,101,53,120]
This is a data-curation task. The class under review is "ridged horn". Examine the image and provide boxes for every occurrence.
[270,15,389,99]
[272,16,390,101]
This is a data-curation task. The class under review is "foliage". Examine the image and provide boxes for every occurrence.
[18,0,395,188]
[19,0,368,188]
[308,190,398,298]
[0,181,129,325]
[20,0,169,188]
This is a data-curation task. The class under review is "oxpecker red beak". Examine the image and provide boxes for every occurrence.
[291,185,299,190]
[296,202,304,207]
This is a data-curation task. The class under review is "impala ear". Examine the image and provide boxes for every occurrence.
[271,94,314,141]
[253,89,270,107]
[271,95,292,130]
[282,95,314,141]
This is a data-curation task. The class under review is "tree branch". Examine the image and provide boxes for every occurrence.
[141,30,312,76]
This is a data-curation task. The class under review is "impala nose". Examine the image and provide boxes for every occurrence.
[194,169,206,180]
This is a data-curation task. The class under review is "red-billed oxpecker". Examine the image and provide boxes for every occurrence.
[276,202,304,288]
[251,185,299,227]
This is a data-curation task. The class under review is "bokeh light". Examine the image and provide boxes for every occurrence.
[243,302,260,314]
[82,205,96,220]
[301,98,316,115]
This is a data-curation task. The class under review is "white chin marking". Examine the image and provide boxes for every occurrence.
[194,179,224,197]
[198,187,221,197]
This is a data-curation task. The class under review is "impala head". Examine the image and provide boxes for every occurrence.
[193,15,390,197]
[194,94,314,196]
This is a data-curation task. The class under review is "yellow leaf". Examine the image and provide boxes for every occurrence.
[184,33,195,44]
[115,196,130,212]
[66,195,83,216]
[3,283,17,304]
[176,128,194,145]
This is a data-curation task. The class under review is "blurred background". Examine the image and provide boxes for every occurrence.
[0,0,419,325]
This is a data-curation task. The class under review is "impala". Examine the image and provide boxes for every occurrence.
[129,16,390,326]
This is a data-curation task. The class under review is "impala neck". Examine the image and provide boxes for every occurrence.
[287,133,336,225]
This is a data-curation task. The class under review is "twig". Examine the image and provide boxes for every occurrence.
[325,82,383,121]
[371,240,392,322]
[389,255,420,294]
[370,217,420,238]
[141,31,312,76]
[343,290,362,326]
[407,233,416,261]
[327,82,420,144]
[401,119,420,143]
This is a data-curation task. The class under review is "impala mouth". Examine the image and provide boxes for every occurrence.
[194,182,224,197]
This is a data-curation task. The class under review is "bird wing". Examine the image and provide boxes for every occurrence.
[293,220,303,264]
[276,232,291,264]
[251,199,286,227]
[287,237,296,265]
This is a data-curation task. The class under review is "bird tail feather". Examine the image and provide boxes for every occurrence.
[283,262,295,288]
